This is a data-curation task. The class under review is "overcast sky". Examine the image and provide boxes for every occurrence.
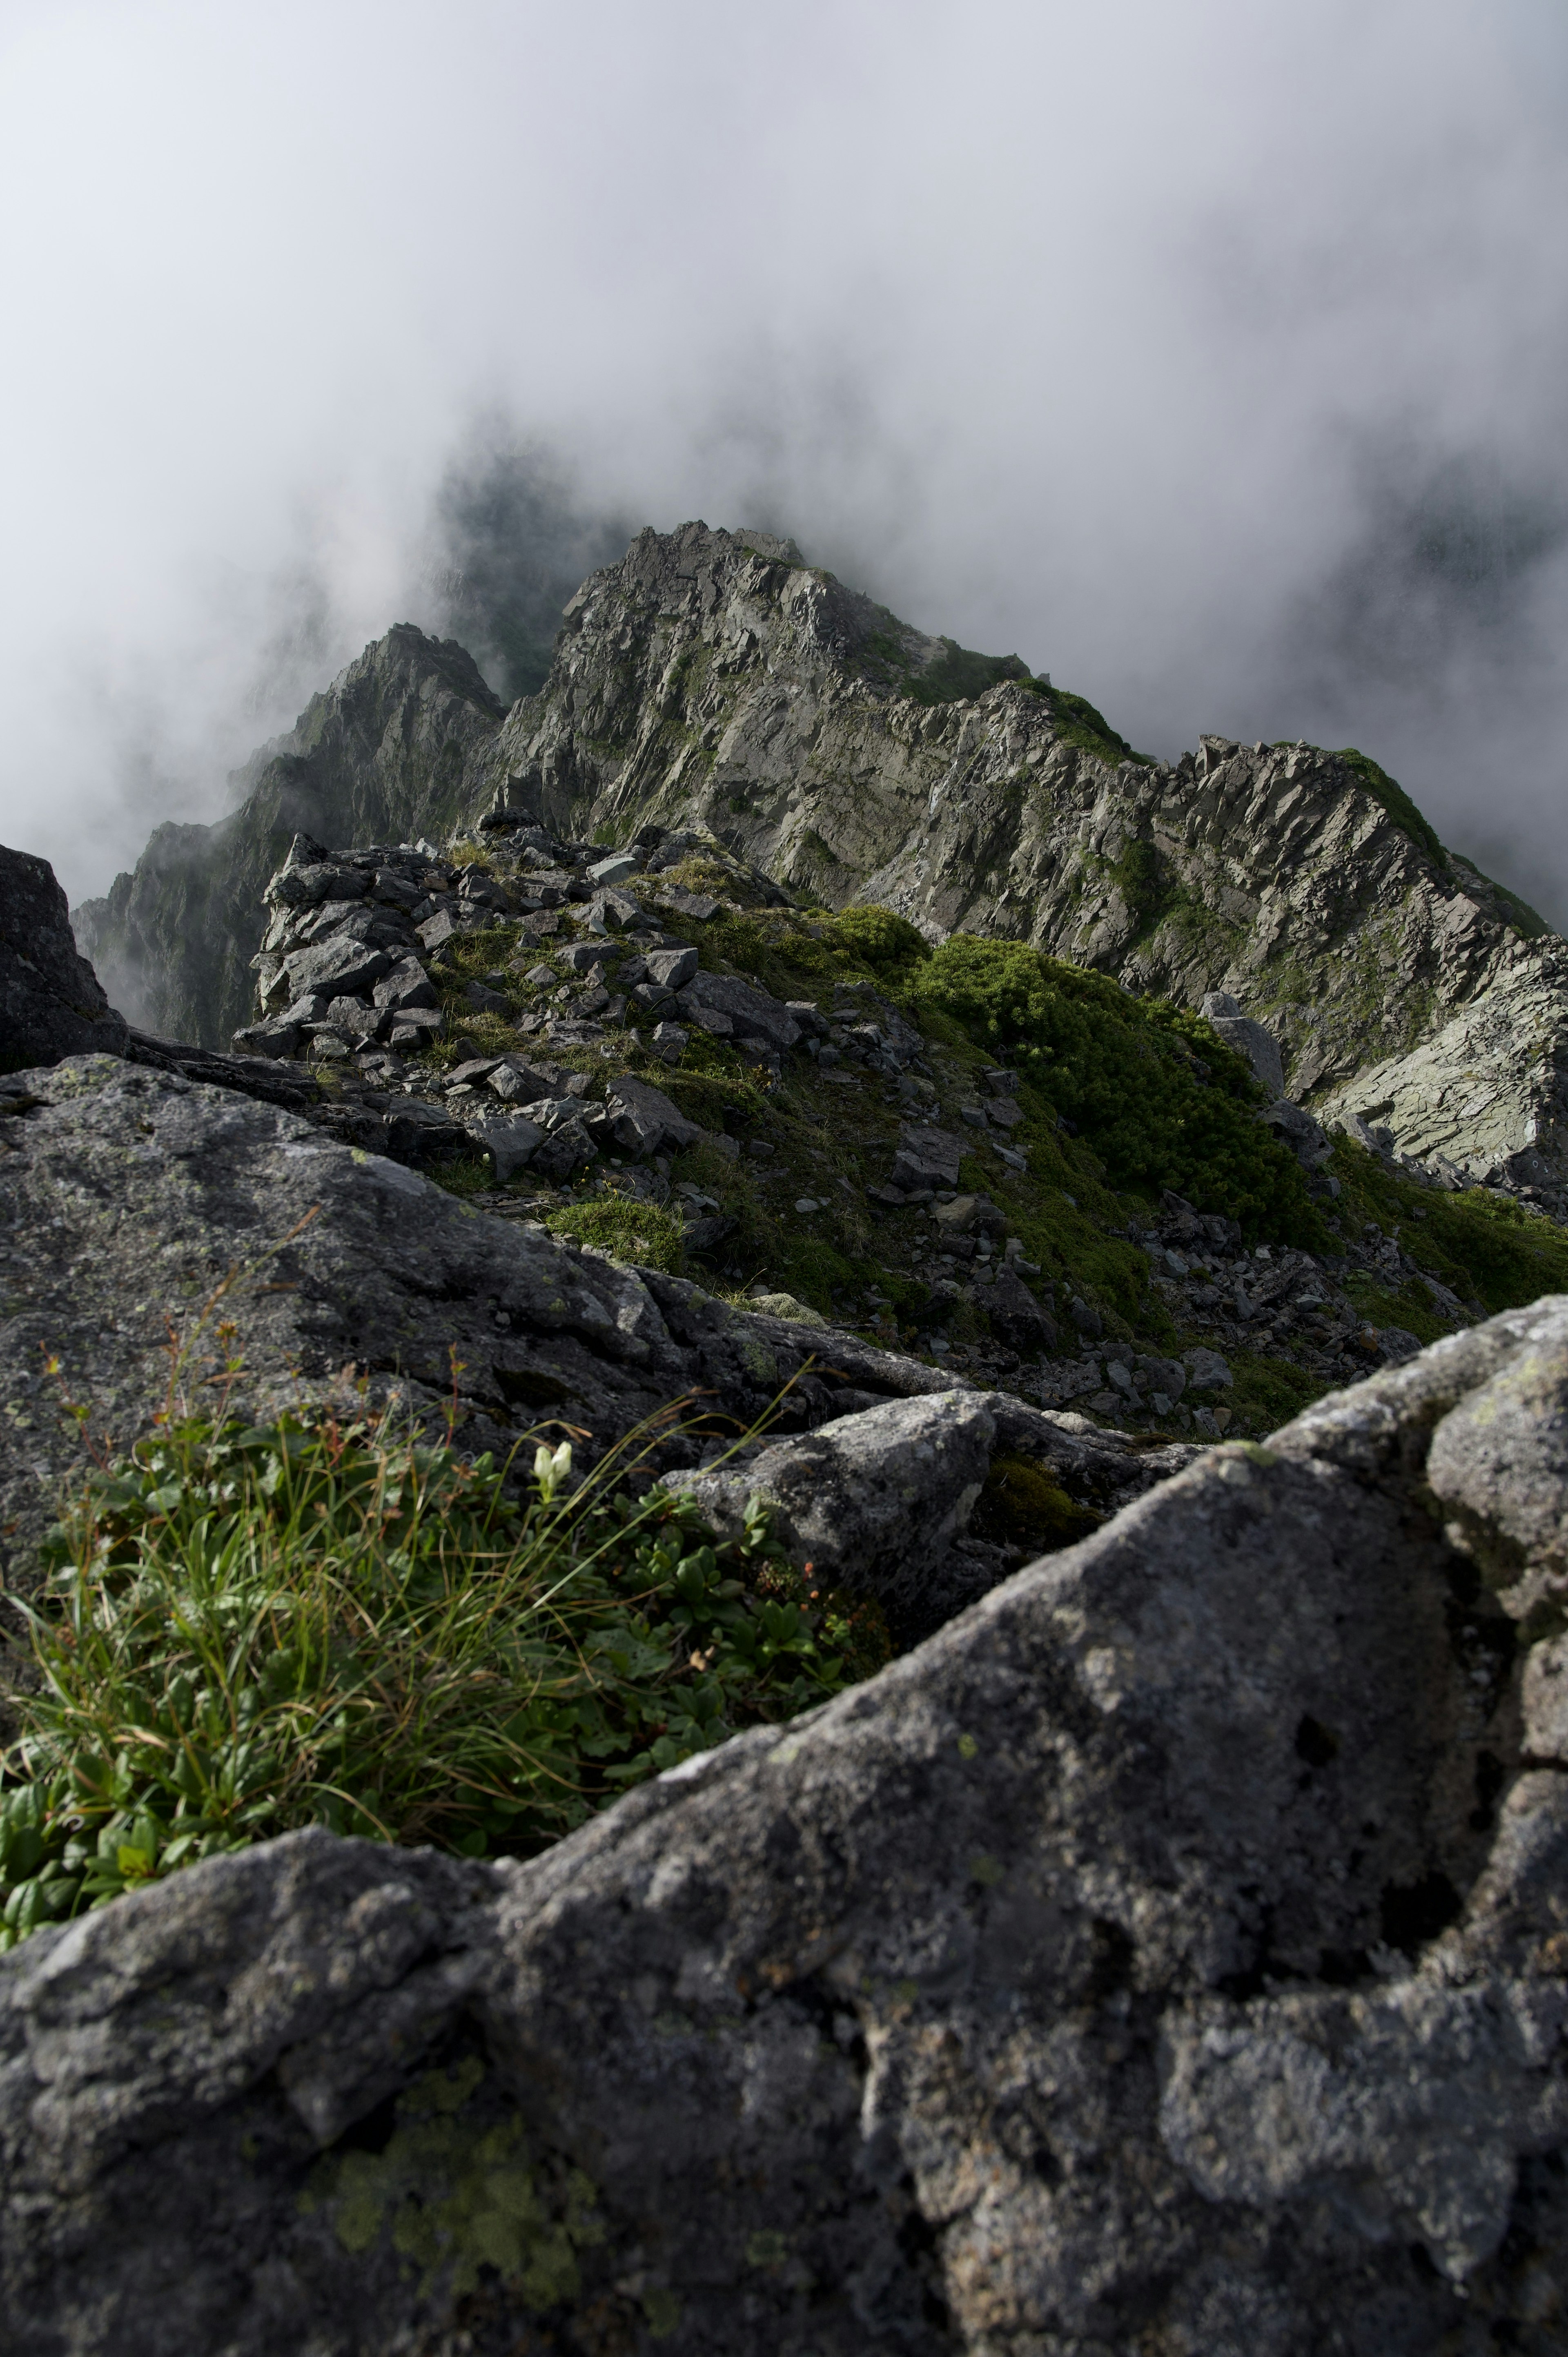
[2,0,1566,916]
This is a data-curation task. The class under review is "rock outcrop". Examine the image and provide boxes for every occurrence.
[73,628,504,1048]
[475,524,1554,1109]
[1318,933,1568,1202]
[4,1298,1567,2353]
[0,1051,1179,1606]
[77,524,1566,1193]
[0,845,127,1069]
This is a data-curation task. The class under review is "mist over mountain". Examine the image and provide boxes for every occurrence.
[3,0,1567,921]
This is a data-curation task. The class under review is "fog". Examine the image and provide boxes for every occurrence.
[2,0,1566,917]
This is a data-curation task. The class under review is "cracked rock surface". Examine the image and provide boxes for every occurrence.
[2,1233,1567,2346]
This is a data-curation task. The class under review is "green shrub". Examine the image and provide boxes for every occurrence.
[824,904,931,977]
[910,936,1321,1242]
[1330,1140,1568,1313]
[0,1406,887,1947]
[546,1195,687,1273]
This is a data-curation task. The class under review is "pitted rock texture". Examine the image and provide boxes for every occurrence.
[4,1304,1568,2351]
[0,845,127,1069]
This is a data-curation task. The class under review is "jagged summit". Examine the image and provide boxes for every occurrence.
[69,522,1566,1186]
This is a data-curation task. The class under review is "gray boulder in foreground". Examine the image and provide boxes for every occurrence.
[3,1277,1568,2348]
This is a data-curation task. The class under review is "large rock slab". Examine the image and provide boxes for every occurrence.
[0,845,127,1069]
[1317,935,1568,1199]
[2,1300,1567,2350]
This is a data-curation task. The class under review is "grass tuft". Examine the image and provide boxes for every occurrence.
[0,1400,886,1946]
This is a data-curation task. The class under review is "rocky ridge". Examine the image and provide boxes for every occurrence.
[71,521,1568,1195]
[475,523,1561,1152]
[216,813,1520,1447]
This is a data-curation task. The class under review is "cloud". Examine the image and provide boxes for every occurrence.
[1,0,1566,917]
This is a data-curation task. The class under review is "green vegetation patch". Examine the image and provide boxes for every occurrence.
[970,1456,1102,1555]
[0,1405,887,1946]
[909,936,1321,1242]
[1329,748,1447,871]
[824,903,931,977]
[1330,1139,1568,1314]
[856,627,1031,707]
[1025,678,1153,766]
[546,1194,687,1273]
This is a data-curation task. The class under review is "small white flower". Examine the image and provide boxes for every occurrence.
[533,1440,573,1501]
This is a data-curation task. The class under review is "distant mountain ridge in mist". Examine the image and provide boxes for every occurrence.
[74,629,503,1046]
[75,521,1557,1136]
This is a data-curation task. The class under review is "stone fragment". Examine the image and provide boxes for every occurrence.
[230,1017,300,1059]
[587,852,637,887]
[465,1114,545,1181]
[386,1006,444,1041]
[679,972,800,1051]
[677,1389,997,1639]
[465,981,512,1015]
[644,945,699,990]
[281,934,392,1001]
[604,1074,703,1158]
[891,1123,964,1193]
[1183,1346,1234,1390]
[371,958,437,1012]
[416,910,461,952]
[321,997,384,1038]
[983,1263,1058,1351]
[1201,990,1287,1098]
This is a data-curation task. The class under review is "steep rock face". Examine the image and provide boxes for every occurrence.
[73,629,504,1048]
[3,1302,1567,2353]
[1318,933,1568,1191]
[0,845,127,1069]
[474,522,1549,1102]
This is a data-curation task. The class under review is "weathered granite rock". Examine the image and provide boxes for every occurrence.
[3,1305,1568,2350]
[1318,934,1568,1197]
[0,845,127,1068]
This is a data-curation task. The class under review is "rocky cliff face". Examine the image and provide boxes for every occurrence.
[71,520,1567,1185]
[0,846,127,1070]
[479,523,1552,1112]
[73,629,504,1048]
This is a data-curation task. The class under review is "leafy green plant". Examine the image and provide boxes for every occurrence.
[823,904,931,977]
[0,1404,887,1947]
